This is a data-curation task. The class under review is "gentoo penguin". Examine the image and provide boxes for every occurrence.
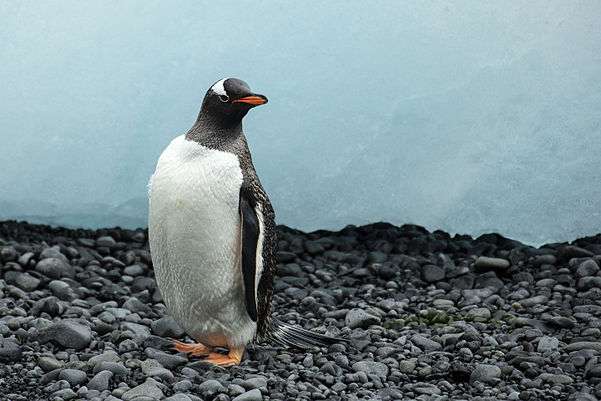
[148,78,340,366]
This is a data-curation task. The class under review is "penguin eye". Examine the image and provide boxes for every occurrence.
[218,94,230,103]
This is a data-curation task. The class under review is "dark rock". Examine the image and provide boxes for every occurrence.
[14,273,40,291]
[233,389,263,401]
[151,316,185,338]
[122,379,164,401]
[38,320,92,350]
[470,364,501,384]
[87,370,113,391]
[198,379,226,397]
[577,259,600,278]
[422,264,445,282]
[35,257,74,279]
[474,256,510,272]
[58,368,87,386]
[352,360,389,378]
[0,338,22,362]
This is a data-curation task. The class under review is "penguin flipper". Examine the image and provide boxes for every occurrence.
[239,190,259,322]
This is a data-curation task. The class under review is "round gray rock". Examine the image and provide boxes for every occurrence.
[352,360,389,378]
[59,368,87,386]
[38,320,92,350]
[87,370,113,391]
[233,389,263,401]
[470,363,501,384]
[0,338,22,362]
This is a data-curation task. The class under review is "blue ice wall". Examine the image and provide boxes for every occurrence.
[1,1,600,245]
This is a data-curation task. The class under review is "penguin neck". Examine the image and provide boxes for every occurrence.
[186,113,243,149]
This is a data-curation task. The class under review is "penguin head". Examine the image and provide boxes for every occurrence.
[199,78,267,126]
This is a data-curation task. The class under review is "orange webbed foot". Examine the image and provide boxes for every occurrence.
[172,339,211,356]
[201,346,244,367]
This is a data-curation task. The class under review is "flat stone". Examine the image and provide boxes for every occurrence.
[120,322,151,340]
[38,356,63,372]
[538,373,574,385]
[232,389,263,401]
[470,363,501,384]
[122,379,164,401]
[151,316,185,338]
[198,379,226,397]
[352,360,389,378]
[58,369,87,386]
[565,342,601,352]
[520,295,549,307]
[35,257,73,279]
[467,307,491,322]
[0,338,22,362]
[140,358,174,381]
[422,264,445,282]
[241,377,267,389]
[96,236,117,248]
[577,259,600,278]
[87,370,113,391]
[537,336,560,353]
[165,395,193,401]
[411,334,442,352]
[399,358,417,373]
[474,256,510,272]
[14,273,40,291]
[38,320,92,350]
[345,309,381,329]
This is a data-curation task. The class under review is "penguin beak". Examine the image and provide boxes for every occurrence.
[232,94,268,106]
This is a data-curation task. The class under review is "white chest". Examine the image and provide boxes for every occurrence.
[148,135,256,346]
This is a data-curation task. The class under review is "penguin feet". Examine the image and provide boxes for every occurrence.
[201,346,245,367]
[172,339,210,356]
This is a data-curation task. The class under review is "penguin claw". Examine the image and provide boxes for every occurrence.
[172,339,210,356]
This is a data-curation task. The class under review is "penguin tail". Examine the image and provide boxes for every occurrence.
[268,318,347,349]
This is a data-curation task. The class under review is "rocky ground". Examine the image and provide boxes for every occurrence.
[0,221,600,401]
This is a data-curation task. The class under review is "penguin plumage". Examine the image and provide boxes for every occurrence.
[148,78,340,366]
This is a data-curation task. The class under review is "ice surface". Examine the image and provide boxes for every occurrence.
[1,2,600,245]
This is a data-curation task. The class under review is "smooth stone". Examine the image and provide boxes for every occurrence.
[14,273,40,291]
[87,370,113,391]
[35,257,73,279]
[411,334,442,352]
[122,379,164,401]
[467,307,491,322]
[352,361,389,378]
[577,259,600,278]
[198,379,226,397]
[537,336,560,353]
[59,369,87,386]
[474,256,510,272]
[232,389,263,401]
[422,264,445,282]
[0,338,22,362]
[38,320,92,350]
[565,342,601,352]
[38,356,63,372]
[241,377,267,389]
[165,395,193,401]
[345,309,381,329]
[470,364,501,384]
[151,316,185,338]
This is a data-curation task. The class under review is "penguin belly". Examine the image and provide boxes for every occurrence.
[148,135,256,347]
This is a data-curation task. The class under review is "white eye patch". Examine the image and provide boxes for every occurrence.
[211,78,228,96]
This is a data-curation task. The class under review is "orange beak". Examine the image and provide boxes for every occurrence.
[232,95,268,106]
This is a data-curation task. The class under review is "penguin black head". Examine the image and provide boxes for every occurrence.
[198,78,268,128]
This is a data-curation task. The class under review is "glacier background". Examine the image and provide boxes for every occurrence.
[1,1,600,246]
